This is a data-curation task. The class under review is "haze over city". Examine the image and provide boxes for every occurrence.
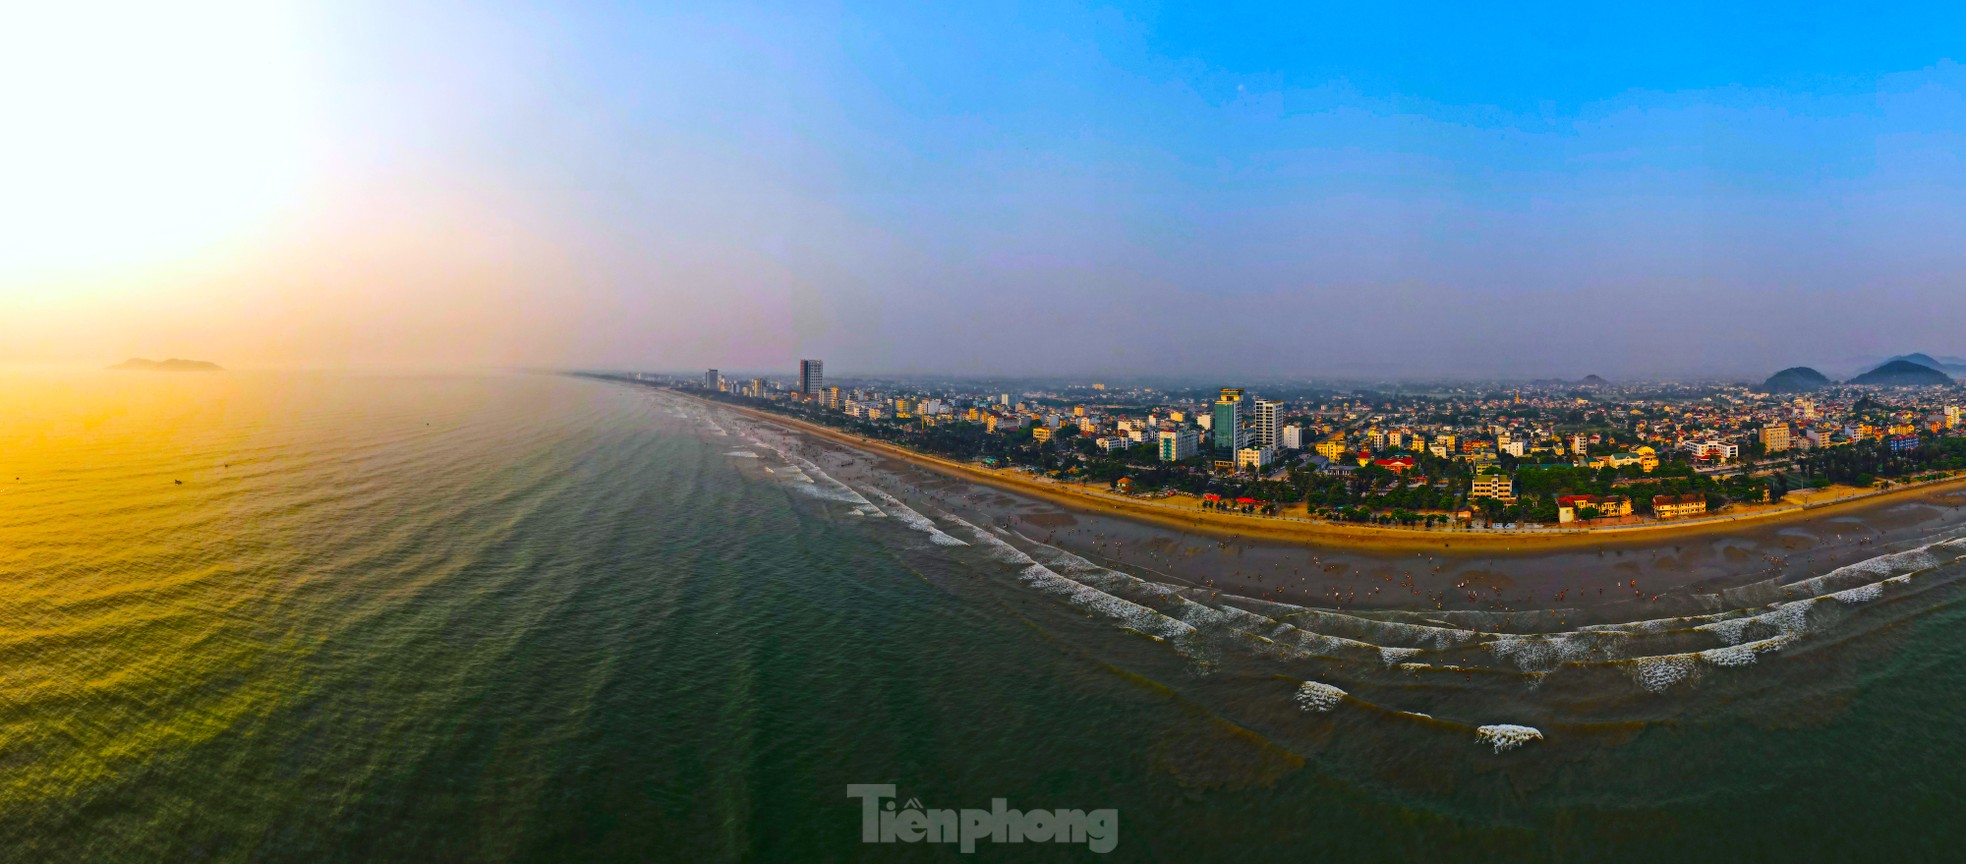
[4,1,1963,377]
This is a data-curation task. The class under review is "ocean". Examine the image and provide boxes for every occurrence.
[2,369,1964,862]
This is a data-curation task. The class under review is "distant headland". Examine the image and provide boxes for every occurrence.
[108,358,223,372]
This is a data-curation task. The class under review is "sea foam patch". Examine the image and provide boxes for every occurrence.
[1476,724,1544,753]
[1294,680,1346,713]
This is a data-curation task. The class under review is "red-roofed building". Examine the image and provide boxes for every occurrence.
[1373,456,1417,474]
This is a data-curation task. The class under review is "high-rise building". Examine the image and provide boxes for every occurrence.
[822,386,843,410]
[1212,388,1248,452]
[1253,399,1282,448]
[799,359,824,398]
[1281,424,1305,450]
[1762,423,1790,453]
[1948,406,1961,429]
[703,369,720,390]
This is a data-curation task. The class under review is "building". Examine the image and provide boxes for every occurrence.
[1373,456,1416,474]
[1653,494,1708,520]
[1469,471,1516,502]
[822,386,843,410]
[1158,429,1199,462]
[1280,424,1305,449]
[1031,426,1053,443]
[1683,440,1739,460]
[1948,406,1961,429]
[798,359,824,398]
[1212,388,1248,452]
[703,368,720,390]
[1253,399,1282,448]
[1095,436,1131,452]
[1889,434,1919,454]
[1761,425,1792,456]
[1557,495,1632,523]
[1316,437,1347,460]
[1236,446,1274,470]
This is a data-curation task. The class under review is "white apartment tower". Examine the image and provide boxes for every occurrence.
[1253,399,1282,448]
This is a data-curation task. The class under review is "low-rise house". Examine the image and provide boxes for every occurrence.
[1653,493,1707,519]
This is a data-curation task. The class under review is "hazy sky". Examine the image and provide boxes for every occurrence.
[4,1,1964,378]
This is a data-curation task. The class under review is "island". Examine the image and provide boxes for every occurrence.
[109,358,223,372]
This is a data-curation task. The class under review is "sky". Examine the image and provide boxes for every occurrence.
[2,0,1964,379]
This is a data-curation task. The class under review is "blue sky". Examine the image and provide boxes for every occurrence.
[11,1,1961,376]
[573,0,1966,378]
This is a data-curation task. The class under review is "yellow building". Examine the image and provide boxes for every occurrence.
[1634,446,1658,473]
[1316,438,1347,460]
[1469,472,1516,502]
[1032,426,1053,442]
[1653,494,1707,520]
[1558,495,1631,523]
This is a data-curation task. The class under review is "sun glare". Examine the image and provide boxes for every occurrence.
[0,1,314,283]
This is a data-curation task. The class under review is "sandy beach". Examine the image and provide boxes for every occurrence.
[707,395,1966,554]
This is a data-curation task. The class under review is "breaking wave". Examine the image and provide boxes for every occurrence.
[1294,681,1346,713]
[1476,725,1544,753]
[863,488,967,546]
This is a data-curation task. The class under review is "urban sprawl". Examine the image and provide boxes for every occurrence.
[647,360,1966,532]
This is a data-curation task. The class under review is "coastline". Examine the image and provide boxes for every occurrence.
[692,393,1966,554]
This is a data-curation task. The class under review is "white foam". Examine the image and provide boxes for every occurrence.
[1831,583,1883,604]
[1379,647,1422,665]
[1294,680,1347,713]
[864,489,967,546]
[1698,634,1792,668]
[725,450,759,458]
[1631,654,1698,693]
[1017,563,1200,642]
[1695,616,1756,646]
[1476,724,1544,753]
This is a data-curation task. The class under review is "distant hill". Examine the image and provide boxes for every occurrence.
[1882,353,1966,375]
[1849,359,1952,387]
[1762,366,1830,393]
[1577,375,1608,388]
[109,358,223,372]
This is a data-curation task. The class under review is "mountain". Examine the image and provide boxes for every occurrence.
[1848,359,1952,387]
[1762,366,1830,393]
[109,358,223,372]
[1577,375,1608,388]
[1884,353,1946,371]
[1877,353,1966,376]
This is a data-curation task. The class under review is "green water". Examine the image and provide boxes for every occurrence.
[1,371,1962,861]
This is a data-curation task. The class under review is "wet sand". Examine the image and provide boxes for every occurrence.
[709,397,1966,621]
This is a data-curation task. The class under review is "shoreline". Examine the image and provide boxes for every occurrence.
[690,392,1966,554]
